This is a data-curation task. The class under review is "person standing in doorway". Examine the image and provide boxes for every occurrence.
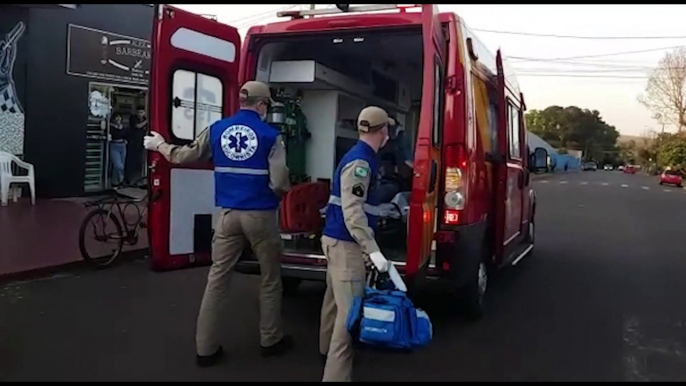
[109,112,128,187]
[319,106,396,382]
[126,106,148,186]
[143,81,293,367]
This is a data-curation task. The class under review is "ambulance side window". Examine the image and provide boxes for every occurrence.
[507,101,521,159]
[171,69,224,141]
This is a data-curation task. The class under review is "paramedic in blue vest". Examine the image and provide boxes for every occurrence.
[319,106,396,382]
[142,81,293,367]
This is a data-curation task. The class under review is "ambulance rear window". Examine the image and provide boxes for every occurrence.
[171,69,224,140]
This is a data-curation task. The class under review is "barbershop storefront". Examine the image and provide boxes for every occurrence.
[0,4,154,198]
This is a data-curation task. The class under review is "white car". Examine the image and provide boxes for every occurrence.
[603,164,613,171]
[583,162,598,171]
[618,165,625,171]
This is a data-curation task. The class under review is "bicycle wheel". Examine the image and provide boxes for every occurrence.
[79,209,124,268]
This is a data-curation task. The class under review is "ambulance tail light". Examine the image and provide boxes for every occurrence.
[443,144,467,226]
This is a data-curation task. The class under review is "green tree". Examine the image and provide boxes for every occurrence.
[657,134,686,171]
[619,140,637,164]
[526,106,620,161]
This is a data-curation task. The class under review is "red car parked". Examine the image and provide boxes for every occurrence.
[624,165,636,174]
[659,170,683,187]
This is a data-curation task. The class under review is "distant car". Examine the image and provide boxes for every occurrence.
[624,165,636,174]
[582,162,598,171]
[659,170,683,187]
[618,165,625,171]
[603,164,613,171]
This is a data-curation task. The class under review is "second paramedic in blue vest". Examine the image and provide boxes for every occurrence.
[319,106,396,382]
[143,81,294,367]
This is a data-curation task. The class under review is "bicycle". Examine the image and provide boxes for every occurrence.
[78,178,152,268]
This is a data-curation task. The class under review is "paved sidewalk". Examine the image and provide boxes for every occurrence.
[0,195,147,278]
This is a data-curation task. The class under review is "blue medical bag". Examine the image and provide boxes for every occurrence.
[345,271,432,351]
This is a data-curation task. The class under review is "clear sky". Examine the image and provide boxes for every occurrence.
[173,4,686,136]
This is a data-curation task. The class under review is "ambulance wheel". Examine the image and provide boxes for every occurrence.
[463,260,488,321]
[282,277,302,296]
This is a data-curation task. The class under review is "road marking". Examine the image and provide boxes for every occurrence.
[642,186,650,190]
[664,189,671,193]
[621,184,629,188]
[559,181,568,184]
[623,317,648,382]
[622,316,686,382]
[602,182,609,186]
[581,182,589,185]
[539,180,549,184]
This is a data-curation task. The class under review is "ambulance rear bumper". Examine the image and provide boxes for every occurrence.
[236,259,328,281]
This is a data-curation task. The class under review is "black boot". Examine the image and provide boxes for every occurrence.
[196,346,224,367]
[260,335,294,357]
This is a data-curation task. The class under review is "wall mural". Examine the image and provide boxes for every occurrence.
[0,21,25,155]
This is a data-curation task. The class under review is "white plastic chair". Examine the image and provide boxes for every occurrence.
[0,151,35,206]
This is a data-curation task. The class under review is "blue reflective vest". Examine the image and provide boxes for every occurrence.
[322,141,379,242]
[209,109,280,210]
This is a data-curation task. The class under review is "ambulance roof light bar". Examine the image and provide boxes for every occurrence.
[277,4,421,19]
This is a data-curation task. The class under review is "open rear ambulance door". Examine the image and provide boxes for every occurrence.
[406,4,446,280]
[494,50,528,265]
[493,50,527,265]
[148,5,241,271]
[493,50,508,264]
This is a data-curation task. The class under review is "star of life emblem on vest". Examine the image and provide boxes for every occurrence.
[220,125,259,161]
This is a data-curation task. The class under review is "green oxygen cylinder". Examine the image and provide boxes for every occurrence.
[267,90,310,183]
[284,96,310,183]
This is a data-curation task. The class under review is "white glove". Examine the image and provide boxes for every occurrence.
[369,251,408,292]
[387,265,408,292]
[144,131,165,151]
[369,251,391,273]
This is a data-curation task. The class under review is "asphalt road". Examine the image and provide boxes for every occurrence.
[1,170,686,382]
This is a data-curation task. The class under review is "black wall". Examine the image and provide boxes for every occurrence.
[24,4,154,198]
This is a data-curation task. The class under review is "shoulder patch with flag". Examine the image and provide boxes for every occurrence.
[354,166,370,178]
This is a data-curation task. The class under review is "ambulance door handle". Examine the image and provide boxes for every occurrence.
[428,160,437,194]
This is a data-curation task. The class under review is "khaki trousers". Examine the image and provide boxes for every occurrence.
[319,236,366,382]
[196,209,284,356]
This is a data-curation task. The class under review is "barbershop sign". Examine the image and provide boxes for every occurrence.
[66,24,150,85]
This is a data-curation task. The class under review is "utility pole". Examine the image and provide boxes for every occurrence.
[653,113,665,134]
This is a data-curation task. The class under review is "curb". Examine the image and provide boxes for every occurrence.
[533,169,580,179]
[0,248,149,285]
[532,173,552,180]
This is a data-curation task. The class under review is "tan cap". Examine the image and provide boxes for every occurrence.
[357,106,396,133]
[239,81,275,104]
